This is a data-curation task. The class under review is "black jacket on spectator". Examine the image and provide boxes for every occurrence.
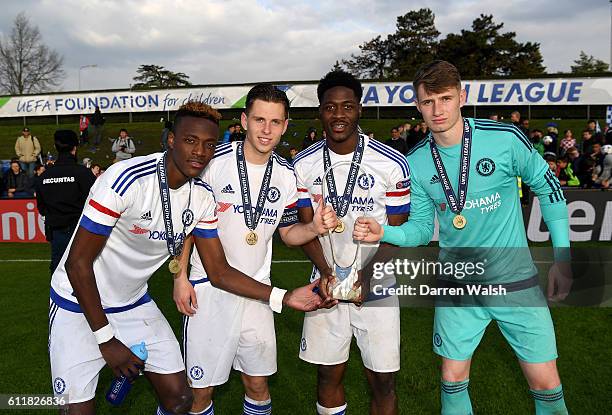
[302,136,317,151]
[5,169,29,194]
[34,153,96,230]
[385,137,408,155]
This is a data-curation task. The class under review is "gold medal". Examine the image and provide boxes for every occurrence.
[168,258,181,274]
[245,231,258,245]
[453,214,467,230]
[334,219,345,233]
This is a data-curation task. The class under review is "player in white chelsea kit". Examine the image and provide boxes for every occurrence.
[49,102,322,415]
[294,71,411,415]
[173,85,337,415]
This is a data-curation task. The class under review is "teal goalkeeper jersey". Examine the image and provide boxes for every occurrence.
[384,118,567,282]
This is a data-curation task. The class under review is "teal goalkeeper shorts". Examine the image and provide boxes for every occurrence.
[432,289,558,363]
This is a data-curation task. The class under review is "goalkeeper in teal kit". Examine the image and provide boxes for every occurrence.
[354,61,570,415]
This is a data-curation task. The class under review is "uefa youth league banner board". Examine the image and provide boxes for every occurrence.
[0,77,611,118]
[1,192,610,243]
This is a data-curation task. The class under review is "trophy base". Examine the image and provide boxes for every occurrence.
[331,284,362,302]
[330,264,361,302]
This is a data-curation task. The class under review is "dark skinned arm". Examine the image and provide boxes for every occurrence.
[64,227,144,379]
[298,206,335,300]
[193,235,321,311]
[354,213,408,304]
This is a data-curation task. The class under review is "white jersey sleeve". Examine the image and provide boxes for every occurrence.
[80,158,152,235]
[192,178,218,239]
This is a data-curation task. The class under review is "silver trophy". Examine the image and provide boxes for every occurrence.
[320,160,373,302]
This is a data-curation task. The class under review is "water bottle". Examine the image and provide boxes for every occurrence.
[105,342,147,406]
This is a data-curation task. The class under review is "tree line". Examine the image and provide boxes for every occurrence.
[340,8,609,80]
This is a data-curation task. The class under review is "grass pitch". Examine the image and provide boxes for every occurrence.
[0,241,610,414]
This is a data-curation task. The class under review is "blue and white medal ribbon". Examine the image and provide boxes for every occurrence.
[157,153,192,272]
[429,118,472,229]
[322,134,365,233]
[236,142,274,245]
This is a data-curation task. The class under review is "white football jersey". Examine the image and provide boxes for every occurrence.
[293,134,411,281]
[189,142,299,282]
[51,153,218,309]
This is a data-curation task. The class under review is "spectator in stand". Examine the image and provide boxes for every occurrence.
[287,147,298,164]
[605,124,612,145]
[302,127,318,150]
[400,122,411,140]
[566,146,581,172]
[111,128,136,162]
[530,129,545,156]
[29,163,46,196]
[488,113,499,121]
[559,130,576,155]
[230,123,245,141]
[15,127,42,177]
[409,123,421,142]
[519,117,530,137]
[593,144,612,188]
[321,130,327,141]
[397,125,405,140]
[385,126,408,155]
[556,155,580,187]
[576,143,602,188]
[366,131,375,140]
[419,121,429,140]
[543,152,557,173]
[160,120,173,150]
[79,114,90,144]
[4,159,31,198]
[91,163,101,178]
[510,111,521,126]
[586,119,605,142]
[581,129,595,153]
[544,123,558,153]
[222,124,235,144]
[89,106,105,148]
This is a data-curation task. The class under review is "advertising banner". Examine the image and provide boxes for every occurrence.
[0,77,610,117]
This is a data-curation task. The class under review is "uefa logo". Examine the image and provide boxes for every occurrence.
[267,186,281,203]
[190,365,204,380]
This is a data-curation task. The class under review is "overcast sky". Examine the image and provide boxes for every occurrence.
[0,0,609,93]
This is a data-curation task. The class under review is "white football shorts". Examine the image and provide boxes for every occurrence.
[183,281,277,388]
[49,299,184,404]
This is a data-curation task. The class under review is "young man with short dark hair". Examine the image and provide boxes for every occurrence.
[355,60,570,415]
[49,102,323,415]
[173,85,337,415]
[295,70,410,415]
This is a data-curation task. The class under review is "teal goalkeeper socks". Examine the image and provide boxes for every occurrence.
[441,379,473,415]
[530,385,568,415]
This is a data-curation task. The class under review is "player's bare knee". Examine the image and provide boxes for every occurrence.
[318,364,344,388]
[441,359,470,382]
[370,372,396,398]
[243,376,270,400]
